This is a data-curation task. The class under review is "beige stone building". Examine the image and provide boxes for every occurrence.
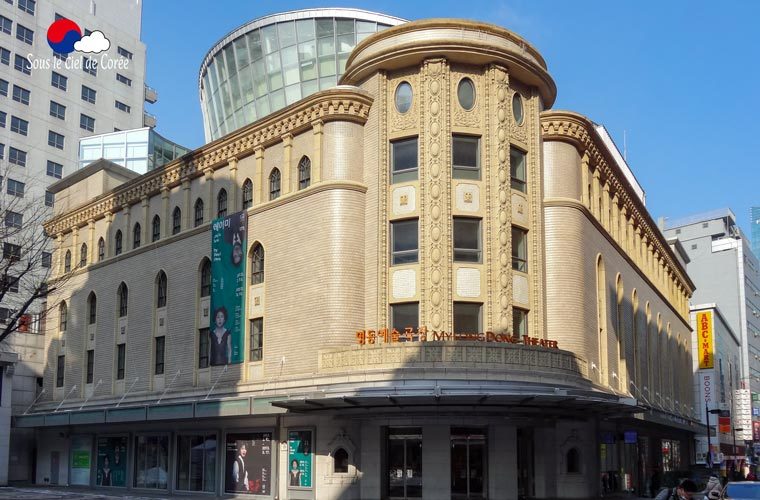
[15,17,697,500]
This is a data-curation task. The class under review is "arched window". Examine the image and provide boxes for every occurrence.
[333,448,348,473]
[251,243,264,284]
[114,230,123,255]
[566,448,580,473]
[79,243,88,267]
[97,237,105,261]
[269,168,281,200]
[596,255,607,385]
[242,179,253,209]
[172,207,182,235]
[217,188,228,218]
[59,301,68,332]
[87,292,97,325]
[118,282,128,317]
[298,156,311,190]
[156,271,167,308]
[194,198,204,227]
[152,215,161,242]
[64,250,72,272]
[200,258,211,297]
[133,223,141,249]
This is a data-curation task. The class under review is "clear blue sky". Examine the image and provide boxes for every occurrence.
[142,1,760,233]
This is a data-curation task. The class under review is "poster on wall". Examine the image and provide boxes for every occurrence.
[225,432,272,495]
[210,211,247,365]
[96,436,127,487]
[69,435,92,486]
[288,429,313,489]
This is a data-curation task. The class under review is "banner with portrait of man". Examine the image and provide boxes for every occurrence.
[210,211,247,365]
[225,432,272,495]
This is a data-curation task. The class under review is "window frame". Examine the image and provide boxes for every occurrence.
[51,72,67,91]
[453,217,482,263]
[156,272,167,308]
[249,318,263,361]
[56,355,65,387]
[390,137,419,184]
[269,168,281,200]
[116,343,126,380]
[390,302,419,333]
[513,307,528,338]
[118,283,128,317]
[86,350,94,384]
[50,101,66,120]
[298,156,311,190]
[198,328,210,369]
[152,215,160,242]
[511,226,528,272]
[97,238,105,261]
[242,179,253,209]
[510,146,527,193]
[250,243,264,284]
[194,199,204,227]
[48,130,65,150]
[154,336,165,375]
[453,302,483,334]
[172,207,181,234]
[79,113,95,132]
[133,223,141,249]
[390,218,419,265]
[452,135,481,180]
[217,188,227,218]
[114,230,123,255]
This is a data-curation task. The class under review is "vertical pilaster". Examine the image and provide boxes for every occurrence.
[580,153,590,208]
[602,182,610,231]
[228,158,238,210]
[161,187,170,237]
[591,169,601,220]
[311,120,323,184]
[71,228,79,268]
[122,204,131,250]
[205,169,215,221]
[87,220,95,264]
[141,196,149,244]
[254,147,264,205]
[282,135,292,195]
[182,178,191,230]
[421,58,450,332]
[104,212,113,258]
[611,194,620,243]
[55,233,64,275]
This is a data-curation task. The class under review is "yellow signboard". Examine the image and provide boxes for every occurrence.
[697,311,714,369]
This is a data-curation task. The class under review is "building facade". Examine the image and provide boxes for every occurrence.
[78,127,190,174]
[664,209,760,447]
[198,8,404,142]
[16,18,698,499]
[751,207,760,259]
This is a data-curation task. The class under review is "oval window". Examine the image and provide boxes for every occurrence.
[457,78,475,110]
[394,82,413,114]
[512,92,524,125]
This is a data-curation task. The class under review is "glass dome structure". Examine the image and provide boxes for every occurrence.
[199,8,406,141]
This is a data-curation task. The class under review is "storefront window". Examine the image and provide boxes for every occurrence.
[176,434,216,492]
[661,439,681,472]
[451,427,486,499]
[386,427,422,498]
[134,434,169,489]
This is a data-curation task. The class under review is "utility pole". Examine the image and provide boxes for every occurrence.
[706,401,713,468]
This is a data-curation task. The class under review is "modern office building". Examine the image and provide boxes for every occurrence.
[751,206,760,259]
[78,128,190,174]
[0,0,154,484]
[664,209,760,447]
[16,17,698,499]
[198,8,405,141]
[690,304,742,464]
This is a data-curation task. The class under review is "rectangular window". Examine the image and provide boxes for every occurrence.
[452,135,480,180]
[2,275,18,293]
[50,100,65,119]
[3,242,21,260]
[0,143,4,159]
[249,318,263,361]
[513,308,528,338]
[390,302,418,333]
[12,85,29,105]
[116,73,132,86]
[7,178,24,197]
[176,434,216,492]
[391,219,418,265]
[0,15,11,35]
[0,78,7,95]
[48,130,65,149]
[115,100,131,113]
[116,343,125,380]
[0,48,8,65]
[198,328,209,369]
[154,336,165,375]
[134,435,169,489]
[511,226,528,272]
[45,191,54,207]
[0,111,5,127]
[391,137,418,183]
[11,116,29,135]
[9,147,26,167]
[118,46,133,59]
[5,210,22,228]
[15,24,32,44]
[80,113,95,132]
[82,57,97,76]
[453,217,481,263]
[81,85,96,104]
[51,72,67,90]
[453,302,482,334]
[47,160,63,179]
[18,0,35,15]
[56,355,65,387]
[510,147,527,192]
[86,350,94,384]
[41,251,52,268]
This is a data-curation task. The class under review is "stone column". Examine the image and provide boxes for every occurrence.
[141,196,149,244]
[71,227,79,268]
[311,120,323,184]
[602,182,611,232]
[161,187,170,237]
[580,152,590,208]
[87,220,95,264]
[104,212,113,258]
[182,178,191,230]
[55,233,64,275]
[122,204,131,250]
[228,157,238,211]
[591,169,601,220]
[282,135,292,195]
[205,169,214,221]
[254,147,264,205]
[611,194,619,243]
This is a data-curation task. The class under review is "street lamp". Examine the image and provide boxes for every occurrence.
[706,405,722,468]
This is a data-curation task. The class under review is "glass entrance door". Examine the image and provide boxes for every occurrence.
[517,428,534,499]
[387,428,422,499]
[451,427,487,499]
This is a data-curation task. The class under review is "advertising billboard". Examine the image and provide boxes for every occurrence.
[96,436,127,487]
[288,429,313,489]
[697,311,714,369]
[225,432,272,495]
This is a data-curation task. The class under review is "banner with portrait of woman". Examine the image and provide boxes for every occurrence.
[210,211,247,365]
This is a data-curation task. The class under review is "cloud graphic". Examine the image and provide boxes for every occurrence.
[74,30,110,53]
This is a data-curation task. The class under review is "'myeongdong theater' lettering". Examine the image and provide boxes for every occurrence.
[356,328,559,349]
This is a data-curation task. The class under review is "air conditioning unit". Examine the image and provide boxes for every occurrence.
[120,326,125,335]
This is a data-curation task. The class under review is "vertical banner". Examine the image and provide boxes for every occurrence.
[288,429,313,489]
[96,436,127,487]
[697,311,714,369]
[225,432,272,495]
[70,435,92,486]
[210,211,247,365]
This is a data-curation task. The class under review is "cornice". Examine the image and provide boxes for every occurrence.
[43,87,374,236]
[540,111,695,294]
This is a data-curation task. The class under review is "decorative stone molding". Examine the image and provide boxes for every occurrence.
[389,69,419,132]
[44,87,373,236]
[540,111,694,296]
